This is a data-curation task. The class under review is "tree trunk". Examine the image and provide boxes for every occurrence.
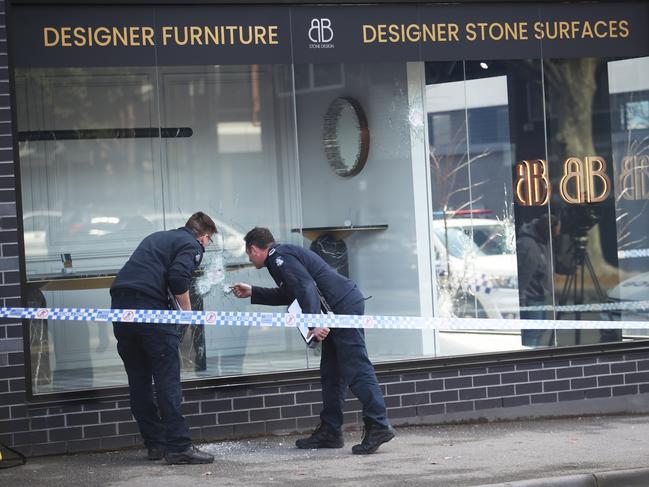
[545,58,618,278]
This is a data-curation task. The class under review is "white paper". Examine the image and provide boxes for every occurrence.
[289,299,314,344]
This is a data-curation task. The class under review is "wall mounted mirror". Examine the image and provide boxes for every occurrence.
[323,97,370,177]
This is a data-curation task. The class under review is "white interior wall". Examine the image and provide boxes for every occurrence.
[295,62,429,358]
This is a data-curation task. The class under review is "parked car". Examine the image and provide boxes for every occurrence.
[23,210,63,257]
[22,209,246,260]
[605,270,649,325]
[432,213,520,319]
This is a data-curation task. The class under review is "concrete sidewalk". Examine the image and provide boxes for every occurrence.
[2,414,649,486]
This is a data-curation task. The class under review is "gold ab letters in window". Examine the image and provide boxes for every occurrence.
[559,156,610,204]
[514,156,612,206]
[619,155,649,201]
[514,159,550,206]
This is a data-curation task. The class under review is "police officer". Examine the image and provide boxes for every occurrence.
[232,227,395,454]
[110,211,216,465]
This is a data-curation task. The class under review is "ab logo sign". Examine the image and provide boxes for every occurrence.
[308,18,334,48]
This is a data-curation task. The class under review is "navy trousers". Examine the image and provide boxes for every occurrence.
[320,298,390,433]
[111,289,191,453]
[520,297,555,347]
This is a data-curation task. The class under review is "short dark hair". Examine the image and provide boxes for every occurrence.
[185,212,217,237]
[244,227,275,249]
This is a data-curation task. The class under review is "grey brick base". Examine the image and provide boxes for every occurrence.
[3,348,649,457]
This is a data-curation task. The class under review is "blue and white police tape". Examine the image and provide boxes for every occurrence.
[618,248,649,260]
[1,306,649,330]
[519,300,649,313]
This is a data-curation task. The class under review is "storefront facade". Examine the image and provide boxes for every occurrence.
[2,0,649,456]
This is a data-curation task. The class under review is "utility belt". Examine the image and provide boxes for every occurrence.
[319,285,366,315]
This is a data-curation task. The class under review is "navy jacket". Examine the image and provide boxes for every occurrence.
[111,227,204,304]
[251,243,362,314]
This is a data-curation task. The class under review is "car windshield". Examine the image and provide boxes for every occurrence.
[434,227,484,258]
[435,223,513,258]
[469,225,513,256]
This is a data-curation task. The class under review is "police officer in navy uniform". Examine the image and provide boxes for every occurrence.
[233,227,395,454]
[111,212,217,465]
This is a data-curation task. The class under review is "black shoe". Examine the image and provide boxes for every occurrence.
[164,445,214,465]
[351,425,395,454]
[295,423,344,449]
[147,447,165,461]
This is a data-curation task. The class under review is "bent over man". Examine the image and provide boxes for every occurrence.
[111,212,216,465]
[233,227,395,454]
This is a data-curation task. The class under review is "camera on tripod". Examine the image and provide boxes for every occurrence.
[555,204,617,336]
[561,205,599,240]
[556,205,599,273]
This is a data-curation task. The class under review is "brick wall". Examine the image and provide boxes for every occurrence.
[0,0,27,456]
[2,347,649,457]
[2,0,649,459]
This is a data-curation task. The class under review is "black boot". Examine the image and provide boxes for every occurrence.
[147,446,165,461]
[295,423,344,449]
[351,424,395,454]
[164,445,214,465]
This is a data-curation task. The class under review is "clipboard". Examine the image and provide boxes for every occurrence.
[288,299,316,346]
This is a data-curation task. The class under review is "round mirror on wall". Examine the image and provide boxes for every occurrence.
[323,97,370,177]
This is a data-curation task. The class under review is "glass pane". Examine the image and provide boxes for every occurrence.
[463,61,519,323]
[156,64,306,379]
[426,61,475,326]
[17,67,164,276]
[426,59,559,354]
[509,59,557,349]
[16,34,649,396]
[294,62,431,362]
[607,56,649,334]
[543,57,622,346]
[17,66,164,393]
[18,62,303,392]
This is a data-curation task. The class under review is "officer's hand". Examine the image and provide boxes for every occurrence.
[308,327,330,342]
[232,283,252,298]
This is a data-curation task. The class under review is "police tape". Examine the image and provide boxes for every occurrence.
[617,248,649,260]
[519,300,649,313]
[1,306,649,330]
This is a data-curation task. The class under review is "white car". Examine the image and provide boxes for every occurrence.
[22,210,64,257]
[432,216,520,319]
[22,209,246,260]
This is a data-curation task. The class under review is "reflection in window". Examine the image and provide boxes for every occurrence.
[17,64,307,393]
[15,54,649,394]
[435,227,484,259]
[608,56,649,329]
[625,101,649,130]
[427,63,520,328]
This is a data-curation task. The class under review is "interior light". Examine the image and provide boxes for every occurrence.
[480,62,489,70]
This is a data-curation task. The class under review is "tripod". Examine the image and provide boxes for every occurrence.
[557,235,615,343]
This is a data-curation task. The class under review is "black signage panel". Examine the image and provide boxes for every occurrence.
[153,6,291,66]
[11,6,157,68]
[290,5,420,64]
[9,3,649,68]
[538,2,649,59]
[418,4,543,62]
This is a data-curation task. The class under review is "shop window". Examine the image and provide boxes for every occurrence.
[10,3,649,395]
